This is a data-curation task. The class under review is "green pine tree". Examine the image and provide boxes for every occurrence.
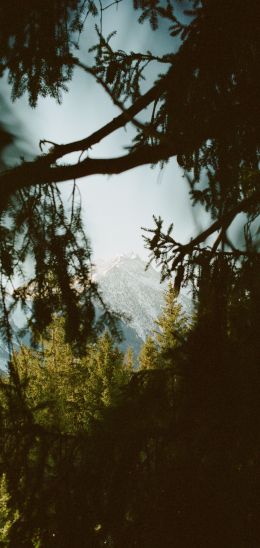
[138,335,159,370]
[12,319,131,432]
[124,346,135,371]
[0,474,19,546]
[85,331,131,417]
[155,283,188,358]
[138,283,188,370]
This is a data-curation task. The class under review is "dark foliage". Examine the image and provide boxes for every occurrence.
[0,260,259,546]
[0,179,120,356]
[0,0,98,107]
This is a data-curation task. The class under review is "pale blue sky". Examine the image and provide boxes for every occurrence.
[1,1,209,262]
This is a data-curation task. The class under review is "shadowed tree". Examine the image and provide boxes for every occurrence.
[0,319,132,546]
[139,283,188,370]
[139,334,159,370]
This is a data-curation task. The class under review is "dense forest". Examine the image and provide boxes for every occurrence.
[0,1,259,546]
[1,278,259,547]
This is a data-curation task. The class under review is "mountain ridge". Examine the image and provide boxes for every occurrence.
[0,254,192,366]
[95,253,166,343]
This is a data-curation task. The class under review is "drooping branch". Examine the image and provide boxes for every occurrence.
[0,144,174,211]
[0,66,172,211]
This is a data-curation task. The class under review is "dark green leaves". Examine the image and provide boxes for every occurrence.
[0,1,91,106]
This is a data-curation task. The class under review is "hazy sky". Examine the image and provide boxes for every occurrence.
[1,2,209,262]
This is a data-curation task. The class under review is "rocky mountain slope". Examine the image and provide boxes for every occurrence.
[95,254,166,342]
[95,253,192,355]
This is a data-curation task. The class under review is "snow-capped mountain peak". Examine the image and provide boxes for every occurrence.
[95,254,166,341]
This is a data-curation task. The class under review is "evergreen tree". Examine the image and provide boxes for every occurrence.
[139,283,188,370]
[12,318,85,433]
[0,474,19,546]
[0,321,133,545]
[138,335,159,370]
[82,330,131,420]
[12,319,131,432]
[123,346,135,372]
[154,283,188,367]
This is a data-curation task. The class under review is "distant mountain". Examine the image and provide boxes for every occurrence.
[0,254,192,367]
[95,254,166,342]
[94,253,192,356]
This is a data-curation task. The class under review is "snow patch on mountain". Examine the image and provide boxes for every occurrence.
[94,253,167,341]
[95,253,193,345]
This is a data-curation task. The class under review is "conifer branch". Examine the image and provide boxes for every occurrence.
[144,191,260,272]
[74,58,145,130]
[43,72,168,161]
[0,144,174,211]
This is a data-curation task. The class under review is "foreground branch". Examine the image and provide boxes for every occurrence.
[0,69,171,212]
[144,191,260,274]
[0,144,174,211]
[42,72,169,163]
[74,59,145,131]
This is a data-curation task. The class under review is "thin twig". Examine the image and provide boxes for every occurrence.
[102,0,123,12]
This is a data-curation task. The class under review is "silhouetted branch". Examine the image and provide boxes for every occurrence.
[143,191,260,273]
[0,144,174,212]
[74,58,145,130]
[44,72,168,161]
